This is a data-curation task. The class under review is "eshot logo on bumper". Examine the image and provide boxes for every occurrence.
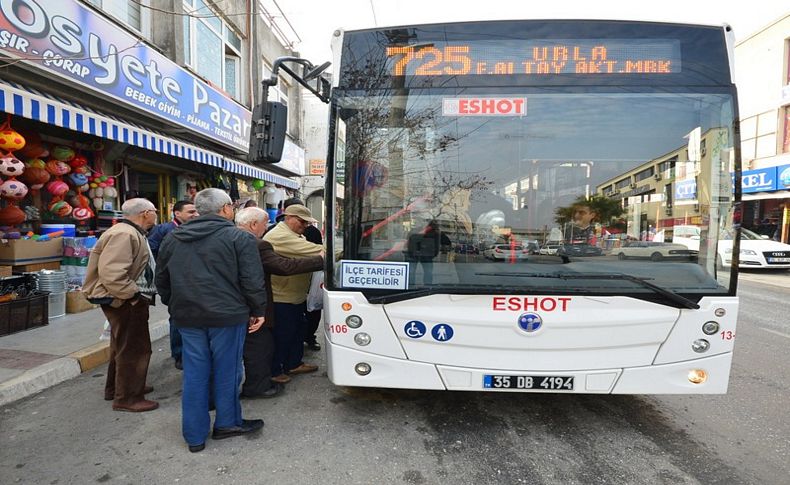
[518,313,543,333]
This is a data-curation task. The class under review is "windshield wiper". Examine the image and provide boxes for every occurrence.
[474,271,700,309]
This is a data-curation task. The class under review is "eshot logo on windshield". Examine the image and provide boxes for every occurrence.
[442,97,527,117]
[518,313,543,333]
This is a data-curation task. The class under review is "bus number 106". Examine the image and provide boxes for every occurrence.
[329,324,348,334]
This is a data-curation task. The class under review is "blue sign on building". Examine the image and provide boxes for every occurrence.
[0,0,250,152]
[740,167,777,193]
[674,179,697,201]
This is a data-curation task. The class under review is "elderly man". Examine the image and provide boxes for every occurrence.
[147,199,199,370]
[156,188,267,453]
[263,204,323,382]
[235,207,323,398]
[83,198,159,412]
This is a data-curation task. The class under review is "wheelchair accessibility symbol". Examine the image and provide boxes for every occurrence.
[404,320,427,339]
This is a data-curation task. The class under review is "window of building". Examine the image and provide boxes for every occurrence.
[87,0,147,35]
[783,106,790,154]
[183,0,243,100]
[615,178,631,190]
[658,156,677,178]
[634,167,654,182]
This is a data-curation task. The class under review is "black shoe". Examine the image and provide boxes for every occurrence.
[241,383,284,399]
[188,443,205,453]
[305,341,321,351]
[211,419,264,440]
[174,359,183,370]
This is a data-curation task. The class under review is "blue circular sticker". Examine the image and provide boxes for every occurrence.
[518,313,543,333]
[431,324,454,342]
[404,320,426,339]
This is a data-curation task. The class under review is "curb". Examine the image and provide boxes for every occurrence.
[0,319,170,407]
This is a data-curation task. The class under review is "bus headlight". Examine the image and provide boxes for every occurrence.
[688,369,707,384]
[702,321,719,335]
[354,332,371,346]
[355,362,371,375]
[692,339,710,353]
[346,315,363,328]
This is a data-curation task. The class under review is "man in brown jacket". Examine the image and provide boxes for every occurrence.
[235,207,323,398]
[83,198,159,412]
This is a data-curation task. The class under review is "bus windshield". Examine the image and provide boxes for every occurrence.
[328,21,738,302]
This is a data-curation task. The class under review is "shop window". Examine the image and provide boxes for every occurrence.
[783,106,790,154]
[183,0,244,100]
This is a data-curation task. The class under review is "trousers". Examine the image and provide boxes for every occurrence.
[271,302,306,376]
[241,327,275,396]
[304,309,321,344]
[102,299,152,404]
[179,324,247,446]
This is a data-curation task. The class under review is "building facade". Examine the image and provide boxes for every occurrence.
[735,14,790,242]
[0,0,306,230]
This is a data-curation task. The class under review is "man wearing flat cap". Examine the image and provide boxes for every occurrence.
[263,204,324,382]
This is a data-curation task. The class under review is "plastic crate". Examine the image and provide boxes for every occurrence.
[0,292,49,337]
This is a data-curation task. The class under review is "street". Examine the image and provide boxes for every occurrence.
[1,275,788,485]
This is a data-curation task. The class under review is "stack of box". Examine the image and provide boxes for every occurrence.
[62,237,97,286]
[96,210,124,233]
[0,238,63,273]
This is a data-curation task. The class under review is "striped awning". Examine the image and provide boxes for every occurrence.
[224,158,298,188]
[0,79,298,189]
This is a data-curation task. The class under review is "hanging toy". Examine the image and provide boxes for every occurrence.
[0,115,26,152]
[0,205,25,226]
[23,205,40,221]
[16,129,47,159]
[71,194,94,220]
[46,179,69,197]
[0,153,25,177]
[0,179,28,200]
[68,171,89,187]
[68,153,88,169]
[48,199,73,217]
[20,159,50,190]
[51,145,75,162]
[45,159,71,176]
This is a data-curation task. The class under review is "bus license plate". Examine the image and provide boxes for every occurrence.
[484,375,574,391]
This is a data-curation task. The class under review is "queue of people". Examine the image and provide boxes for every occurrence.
[82,189,325,453]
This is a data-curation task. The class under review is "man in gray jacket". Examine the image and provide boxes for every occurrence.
[156,188,267,453]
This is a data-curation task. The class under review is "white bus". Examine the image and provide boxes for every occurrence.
[319,19,741,394]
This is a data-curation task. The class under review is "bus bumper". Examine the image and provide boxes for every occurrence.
[326,341,733,394]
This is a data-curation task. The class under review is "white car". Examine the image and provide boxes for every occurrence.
[483,244,529,261]
[719,228,790,269]
[616,241,697,261]
[539,243,562,255]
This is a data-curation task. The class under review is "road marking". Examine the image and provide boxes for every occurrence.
[759,327,790,340]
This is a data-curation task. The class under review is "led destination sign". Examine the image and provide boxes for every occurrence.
[385,39,681,76]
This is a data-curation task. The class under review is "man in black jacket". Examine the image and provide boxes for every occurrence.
[155,188,267,453]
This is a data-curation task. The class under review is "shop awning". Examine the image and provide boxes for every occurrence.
[0,80,298,189]
[224,158,298,189]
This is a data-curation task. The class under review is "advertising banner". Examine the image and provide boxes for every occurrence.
[0,0,251,152]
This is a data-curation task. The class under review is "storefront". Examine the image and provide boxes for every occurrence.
[740,165,790,243]
[0,0,296,329]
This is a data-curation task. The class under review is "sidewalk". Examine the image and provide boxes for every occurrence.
[0,303,170,406]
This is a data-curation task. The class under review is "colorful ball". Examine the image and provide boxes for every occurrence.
[45,159,71,176]
[46,179,69,196]
[51,145,75,161]
[0,153,25,177]
[20,166,49,190]
[0,205,25,226]
[72,207,93,220]
[0,179,28,199]
[0,128,25,152]
[68,172,89,186]
[49,199,73,217]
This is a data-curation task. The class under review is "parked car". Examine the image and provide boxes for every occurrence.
[616,241,697,261]
[539,243,563,255]
[557,243,603,257]
[718,227,790,269]
[454,242,480,254]
[483,244,529,261]
[524,240,540,254]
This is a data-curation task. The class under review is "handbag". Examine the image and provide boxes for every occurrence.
[306,271,324,312]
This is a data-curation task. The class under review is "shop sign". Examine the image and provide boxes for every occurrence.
[274,138,305,175]
[777,164,790,189]
[309,159,326,175]
[0,0,251,152]
[739,167,777,193]
[674,178,697,201]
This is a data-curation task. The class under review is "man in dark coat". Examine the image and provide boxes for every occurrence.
[235,207,323,398]
[155,188,267,453]
[147,200,198,369]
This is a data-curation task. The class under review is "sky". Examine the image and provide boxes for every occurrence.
[274,0,790,64]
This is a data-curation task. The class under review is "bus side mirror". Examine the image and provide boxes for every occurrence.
[249,101,287,164]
